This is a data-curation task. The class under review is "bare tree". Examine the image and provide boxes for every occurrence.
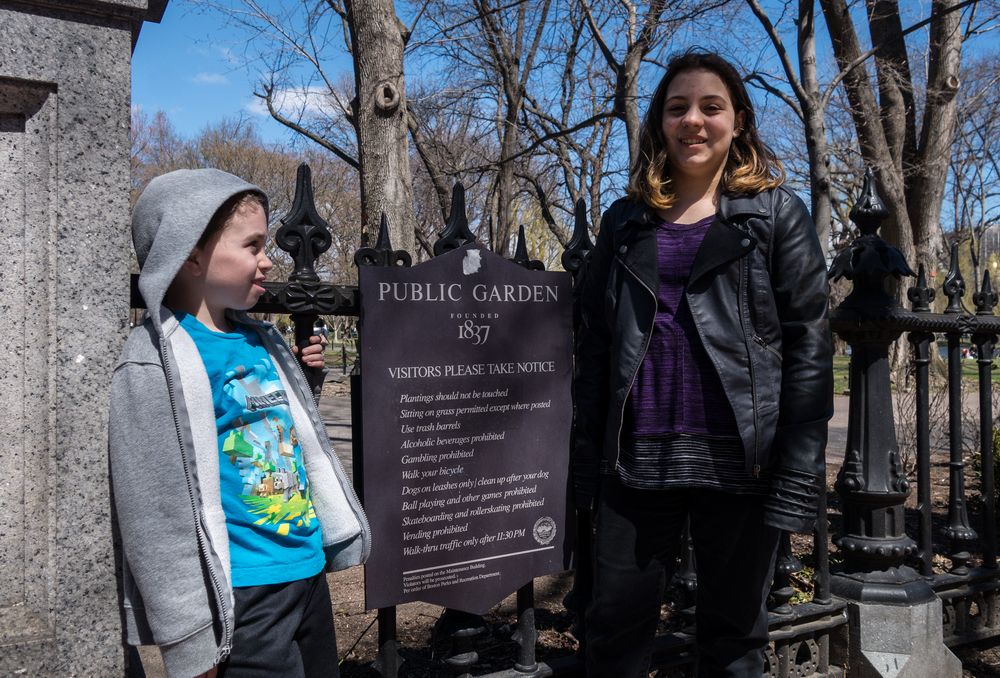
[745,0,997,270]
[947,55,1000,285]
[744,0,835,253]
[132,113,363,283]
[341,0,416,252]
[196,0,416,252]
[818,0,995,270]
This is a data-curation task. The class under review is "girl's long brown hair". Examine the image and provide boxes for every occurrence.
[627,51,784,211]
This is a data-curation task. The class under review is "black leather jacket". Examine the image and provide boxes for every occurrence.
[573,186,832,533]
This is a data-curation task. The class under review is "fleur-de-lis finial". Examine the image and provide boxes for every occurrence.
[849,167,889,237]
[974,270,998,316]
[561,197,594,277]
[276,164,332,282]
[907,264,935,313]
[354,212,411,267]
[943,243,966,314]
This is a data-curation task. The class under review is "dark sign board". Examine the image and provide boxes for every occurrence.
[359,244,572,614]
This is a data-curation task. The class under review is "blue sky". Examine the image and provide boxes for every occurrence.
[132,1,303,143]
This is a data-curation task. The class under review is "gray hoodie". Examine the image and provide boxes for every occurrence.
[110,169,370,677]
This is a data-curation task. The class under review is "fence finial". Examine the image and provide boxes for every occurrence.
[277,163,333,282]
[511,225,544,270]
[907,264,935,312]
[943,242,966,314]
[434,182,476,256]
[561,198,594,277]
[975,270,998,316]
[828,166,914,313]
[354,212,412,267]
[849,167,888,236]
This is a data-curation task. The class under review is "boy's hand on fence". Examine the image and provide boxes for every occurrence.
[292,334,329,369]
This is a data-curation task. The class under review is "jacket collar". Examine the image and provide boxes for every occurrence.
[615,191,769,288]
[617,191,769,231]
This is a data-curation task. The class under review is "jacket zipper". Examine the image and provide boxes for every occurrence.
[266,325,372,557]
[753,333,782,359]
[738,258,761,477]
[614,255,657,470]
[159,339,233,659]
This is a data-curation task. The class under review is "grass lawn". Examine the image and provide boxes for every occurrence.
[833,355,850,394]
[833,353,1000,395]
[961,358,1000,382]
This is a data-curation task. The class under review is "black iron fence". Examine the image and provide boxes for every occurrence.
[827,170,1000,651]
[129,164,1000,676]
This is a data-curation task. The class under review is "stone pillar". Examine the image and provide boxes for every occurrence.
[0,2,166,674]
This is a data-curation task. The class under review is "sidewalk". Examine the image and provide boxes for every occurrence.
[828,394,849,465]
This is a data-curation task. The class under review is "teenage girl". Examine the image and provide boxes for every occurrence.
[573,51,832,676]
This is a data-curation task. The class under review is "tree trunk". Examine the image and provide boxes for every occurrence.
[345,0,415,252]
[621,50,642,169]
[819,0,916,268]
[908,0,964,268]
[496,117,519,253]
[797,0,833,255]
[866,0,917,176]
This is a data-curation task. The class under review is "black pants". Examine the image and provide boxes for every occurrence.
[219,572,340,678]
[585,478,780,677]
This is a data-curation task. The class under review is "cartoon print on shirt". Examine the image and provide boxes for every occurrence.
[222,359,318,537]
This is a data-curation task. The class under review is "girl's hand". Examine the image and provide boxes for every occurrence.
[291,334,329,369]
[194,668,217,678]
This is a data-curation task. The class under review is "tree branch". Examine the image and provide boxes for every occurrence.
[256,86,359,169]
[579,0,621,74]
[821,0,978,109]
[461,110,617,173]
[746,72,804,120]
[745,0,810,105]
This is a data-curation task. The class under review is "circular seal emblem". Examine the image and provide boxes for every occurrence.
[532,516,557,546]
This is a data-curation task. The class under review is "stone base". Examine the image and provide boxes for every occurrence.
[845,596,961,677]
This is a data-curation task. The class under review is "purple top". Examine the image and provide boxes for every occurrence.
[624,214,739,437]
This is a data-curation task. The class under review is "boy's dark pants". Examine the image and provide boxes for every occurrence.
[585,478,780,677]
[219,572,339,678]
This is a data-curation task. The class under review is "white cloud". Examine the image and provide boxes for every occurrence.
[215,46,241,67]
[192,72,229,86]
[245,86,335,119]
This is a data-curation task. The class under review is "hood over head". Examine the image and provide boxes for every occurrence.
[132,168,265,329]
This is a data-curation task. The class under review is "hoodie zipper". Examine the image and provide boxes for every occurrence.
[613,255,657,470]
[159,339,233,659]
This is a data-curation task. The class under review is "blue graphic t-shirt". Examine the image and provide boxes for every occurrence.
[178,312,325,587]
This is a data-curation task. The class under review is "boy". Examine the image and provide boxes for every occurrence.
[110,168,369,677]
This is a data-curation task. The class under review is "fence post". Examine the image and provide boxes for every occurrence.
[559,199,595,653]
[972,272,999,568]
[275,163,338,398]
[828,168,961,676]
[354,213,411,678]
[941,244,978,575]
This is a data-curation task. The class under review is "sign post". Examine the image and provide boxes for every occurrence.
[360,244,572,614]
